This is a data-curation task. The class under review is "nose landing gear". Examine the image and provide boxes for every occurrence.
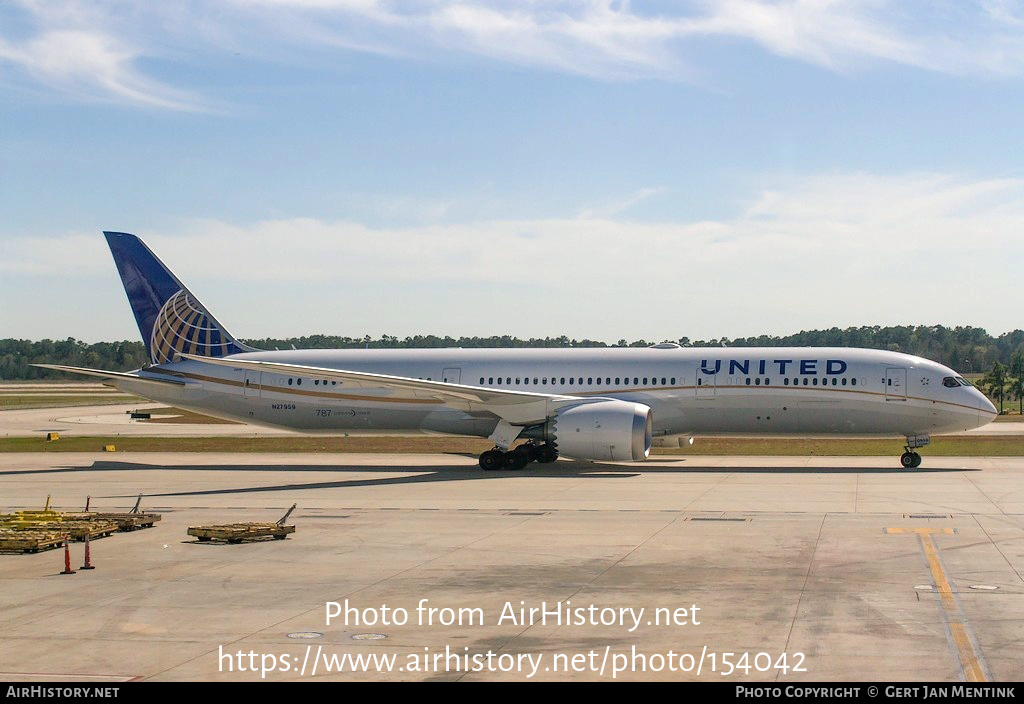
[900,450,922,468]
[900,435,929,468]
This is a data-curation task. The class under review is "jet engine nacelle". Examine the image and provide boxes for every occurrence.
[542,400,653,462]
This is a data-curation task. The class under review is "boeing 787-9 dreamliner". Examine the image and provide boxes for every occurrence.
[39,232,997,470]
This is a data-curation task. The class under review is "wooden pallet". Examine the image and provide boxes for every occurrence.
[33,520,119,541]
[103,512,161,531]
[187,523,296,543]
[0,511,65,529]
[63,512,161,531]
[0,529,65,553]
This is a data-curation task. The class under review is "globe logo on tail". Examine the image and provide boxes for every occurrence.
[150,290,233,364]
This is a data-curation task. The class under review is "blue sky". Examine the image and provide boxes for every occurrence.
[2,1,1023,345]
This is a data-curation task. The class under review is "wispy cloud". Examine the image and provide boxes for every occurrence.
[0,28,206,111]
[235,0,1024,77]
[576,187,668,218]
[3,1,1024,110]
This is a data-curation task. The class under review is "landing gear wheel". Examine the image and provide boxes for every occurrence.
[535,444,558,464]
[479,449,504,471]
[512,444,536,464]
[518,444,539,463]
[504,450,529,471]
[901,451,922,469]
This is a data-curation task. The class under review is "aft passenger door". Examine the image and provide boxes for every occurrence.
[696,370,716,399]
[243,371,261,398]
[885,367,906,401]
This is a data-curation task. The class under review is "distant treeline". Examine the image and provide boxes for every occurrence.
[3,325,1023,380]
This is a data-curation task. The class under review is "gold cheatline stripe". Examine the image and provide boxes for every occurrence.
[177,371,443,405]
[575,383,984,414]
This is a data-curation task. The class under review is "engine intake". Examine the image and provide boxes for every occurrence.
[534,400,653,462]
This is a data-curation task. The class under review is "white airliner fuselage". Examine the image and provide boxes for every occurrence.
[43,232,997,470]
[115,346,993,452]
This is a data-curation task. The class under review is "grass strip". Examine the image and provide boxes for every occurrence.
[1,434,1021,455]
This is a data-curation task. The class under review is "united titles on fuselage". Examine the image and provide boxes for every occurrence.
[699,359,849,376]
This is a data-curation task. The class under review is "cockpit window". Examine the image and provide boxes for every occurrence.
[955,376,972,387]
[942,377,959,388]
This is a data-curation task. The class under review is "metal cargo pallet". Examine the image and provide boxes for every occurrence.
[187,504,297,544]
[187,523,296,543]
[0,529,65,554]
[1,497,68,529]
[34,520,120,541]
[65,512,161,531]
[58,495,161,532]
[0,510,64,529]
[96,512,161,531]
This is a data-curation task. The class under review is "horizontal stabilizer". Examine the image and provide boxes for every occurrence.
[32,364,189,386]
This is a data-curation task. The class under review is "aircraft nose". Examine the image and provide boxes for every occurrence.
[977,391,997,421]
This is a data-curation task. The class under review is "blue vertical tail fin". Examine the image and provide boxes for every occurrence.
[104,231,255,365]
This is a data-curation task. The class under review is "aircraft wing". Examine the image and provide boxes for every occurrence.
[32,364,190,387]
[181,354,591,425]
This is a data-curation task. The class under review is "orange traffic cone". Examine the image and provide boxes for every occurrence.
[60,537,76,575]
[80,532,95,570]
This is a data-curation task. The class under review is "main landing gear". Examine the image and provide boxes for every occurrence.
[479,442,559,471]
